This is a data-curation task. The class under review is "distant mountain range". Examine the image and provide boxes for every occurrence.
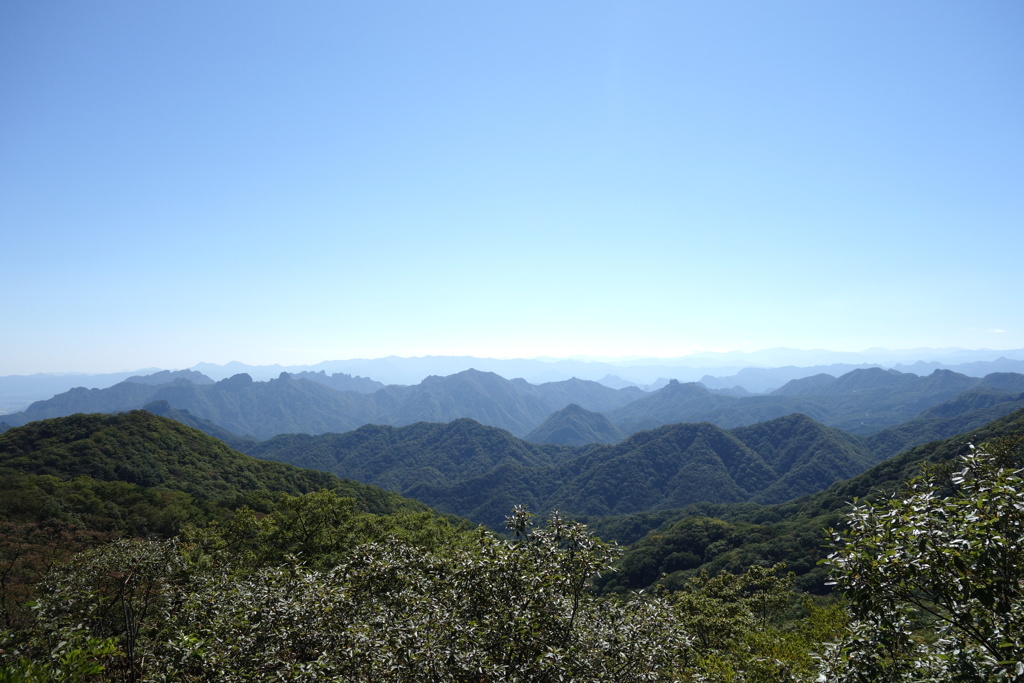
[187,348,1024,385]
[0,370,643,439]
[3,367,1024,447]
[144,385,1024,529]
[4,348,1024,412]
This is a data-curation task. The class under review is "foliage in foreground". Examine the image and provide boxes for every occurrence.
[819,435,1024,681]
[7,435,1024,681]
[1,503,839,682]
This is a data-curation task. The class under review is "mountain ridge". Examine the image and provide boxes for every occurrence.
[248,412,878,528]
[5,367,1024,451]
[5,348,1024,409]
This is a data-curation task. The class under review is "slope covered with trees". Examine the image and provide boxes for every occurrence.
[598,406,1024,595]
[0,412,457,633]
[2,503,844,682]
[273,414,875,528]
[6,424,1023,681]
[524,402,627,445]
[4,406,1024,679]
[244,418,576,492]
[0,411,850,682]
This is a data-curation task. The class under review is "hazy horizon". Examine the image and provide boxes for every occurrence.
[3,2,1021,376]
[7,345,1024,379]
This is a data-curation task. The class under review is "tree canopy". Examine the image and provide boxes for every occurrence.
[819,435,1024,681]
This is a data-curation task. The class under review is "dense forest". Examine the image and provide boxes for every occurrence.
[1,406,1024,679]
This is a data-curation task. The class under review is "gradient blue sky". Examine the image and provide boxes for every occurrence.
[2,1,1022,375]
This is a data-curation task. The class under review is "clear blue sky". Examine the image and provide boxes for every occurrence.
[2,1,1022,374]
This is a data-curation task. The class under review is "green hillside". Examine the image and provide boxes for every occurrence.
[399,415,875,528]
[246,417,577,492]
[596,406,1024,594]
[4,406,1024,681]
[0,411,424,523]
[0,411,457,630]
[524,402,626,445]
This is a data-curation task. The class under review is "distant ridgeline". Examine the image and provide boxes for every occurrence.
[2,366,1023,443]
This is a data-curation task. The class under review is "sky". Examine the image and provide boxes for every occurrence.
[2,1,1023,375]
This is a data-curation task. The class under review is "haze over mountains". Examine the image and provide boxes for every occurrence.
[4,348,1024,414]
[4,349,1024,591]
[4,354,1024,534]
[4,364,1024,445]
[3,348,1024,533]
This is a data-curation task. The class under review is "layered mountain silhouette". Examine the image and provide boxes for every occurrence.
[603,368,1024,437]
[248,412,877,528]
[6,387,1024,600]
[3,367,1024,448]
[861,384,1024,459]
[0,369,643,439]
[124,369,215,385]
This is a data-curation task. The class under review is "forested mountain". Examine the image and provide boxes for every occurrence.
[6,366,1020,534]
[768,367,979,432]
[595,406,1024,594]
[544,422,779,513]
[523,369,1024,444]
[524,403,627,445]
[0,411,445,609]
[4,406,1024,680]
[250,413,878,528]
[862,386,1024,459]
[607,380,756,433]
[0,411,428,530]
[0,374,359,435]
[456,416,878,526]
[731,414,873,503]
[140,400,256,450]
[0,411,478,656]
[367,370,555,435]
[1,380,174,424]
[244,418,575,492]
[141,373,374,436]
